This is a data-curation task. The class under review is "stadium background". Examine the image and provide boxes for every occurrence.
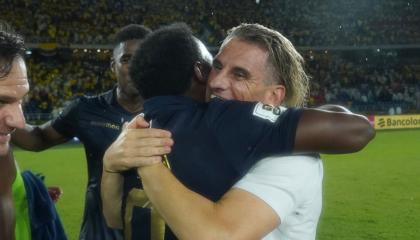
[2,0,419,239]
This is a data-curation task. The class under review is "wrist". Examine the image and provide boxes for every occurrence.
[104,168,120,174]
[103,161,120,174]
[137,162,166,176]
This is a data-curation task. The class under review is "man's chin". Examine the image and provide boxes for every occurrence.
[0,133,10,144]
[0,143,10,157]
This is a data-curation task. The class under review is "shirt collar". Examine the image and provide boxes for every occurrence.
[104,86,141,115]
[103,86,117,106]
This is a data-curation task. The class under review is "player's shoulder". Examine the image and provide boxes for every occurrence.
[207,97,274,120]
[76,90,112,106]
[251,102,288,123]
[58,91,109,118]
[208,97,299,123]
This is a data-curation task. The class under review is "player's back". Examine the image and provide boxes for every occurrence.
[123,95,303,239]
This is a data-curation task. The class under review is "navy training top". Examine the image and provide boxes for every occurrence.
[122,95,303,240]
[52,87,137,240]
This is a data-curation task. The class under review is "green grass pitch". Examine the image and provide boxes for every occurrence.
[15,129,420,239]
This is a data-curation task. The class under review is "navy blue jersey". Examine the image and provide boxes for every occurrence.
[52,88,138,240]
[22,171,67,240]
[123,96,303,240]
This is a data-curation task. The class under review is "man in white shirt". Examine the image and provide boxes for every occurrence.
[102,23,374,240]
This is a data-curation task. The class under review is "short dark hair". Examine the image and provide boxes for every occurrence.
[0,21,25,78]
[129,23,203,99]
[113,24,151,46]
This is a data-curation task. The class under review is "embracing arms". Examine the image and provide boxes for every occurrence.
[101,104,375,238]
[101,121,172,229]
[294,105,375,153]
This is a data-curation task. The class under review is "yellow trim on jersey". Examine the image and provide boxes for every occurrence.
[124,188,165,240]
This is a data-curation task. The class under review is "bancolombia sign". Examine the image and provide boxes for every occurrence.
[374,115,420,130]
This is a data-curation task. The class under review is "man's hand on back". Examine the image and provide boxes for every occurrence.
[103,115,174,173]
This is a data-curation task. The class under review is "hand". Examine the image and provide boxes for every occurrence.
[48,186,62,203]
[103,115,174,173]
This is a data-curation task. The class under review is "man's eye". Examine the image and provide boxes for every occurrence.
[121,58,130,64]
[234,71,247,79]
[0,101,8,107]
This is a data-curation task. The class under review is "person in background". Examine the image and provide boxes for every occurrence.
[0,21,66,240]
[12,24,151,240]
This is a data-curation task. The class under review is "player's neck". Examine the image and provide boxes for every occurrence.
[116,90,144,113]
[184,79,206,102]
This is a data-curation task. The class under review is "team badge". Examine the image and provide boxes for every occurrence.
[252,102,286,123]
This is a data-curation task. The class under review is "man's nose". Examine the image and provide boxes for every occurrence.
[208,69,229,92]
[5,103,26,130]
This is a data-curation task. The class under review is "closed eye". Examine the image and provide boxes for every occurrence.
[120,55,132,64]
[233,68,249,80]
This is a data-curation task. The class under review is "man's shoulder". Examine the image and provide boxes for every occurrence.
[207,98,299,123]
[82,90,113,104]
[66,90,113,110]
[52,90,114,124]
[206,98,256,121]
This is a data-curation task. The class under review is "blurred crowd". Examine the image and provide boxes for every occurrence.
[1,0,419,121]
[22,48,420,122]
[24,50,114,120]
[306,50,420,114]
[1,0,419,46]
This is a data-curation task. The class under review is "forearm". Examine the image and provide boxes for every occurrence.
[12,123,67,151]
[294,109,375,154]
[138,164,232,240]
[101,170,124,229]
[316,104,352,113]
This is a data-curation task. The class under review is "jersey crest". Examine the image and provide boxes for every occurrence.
[252,103,285,123]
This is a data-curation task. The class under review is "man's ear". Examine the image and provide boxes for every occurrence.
[193,61,210,85]
[110,58,115,73]
[264,85,286,106]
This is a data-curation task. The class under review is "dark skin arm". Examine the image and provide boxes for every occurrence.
[294,106,375,154]
[136,107,375,239]
[0,149,16,240]
[105,106,375,238]
[11,122,70,151]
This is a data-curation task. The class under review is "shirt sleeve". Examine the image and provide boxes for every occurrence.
[51,98,82,138]
[207,99,303,174]
[233,155,320,222]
